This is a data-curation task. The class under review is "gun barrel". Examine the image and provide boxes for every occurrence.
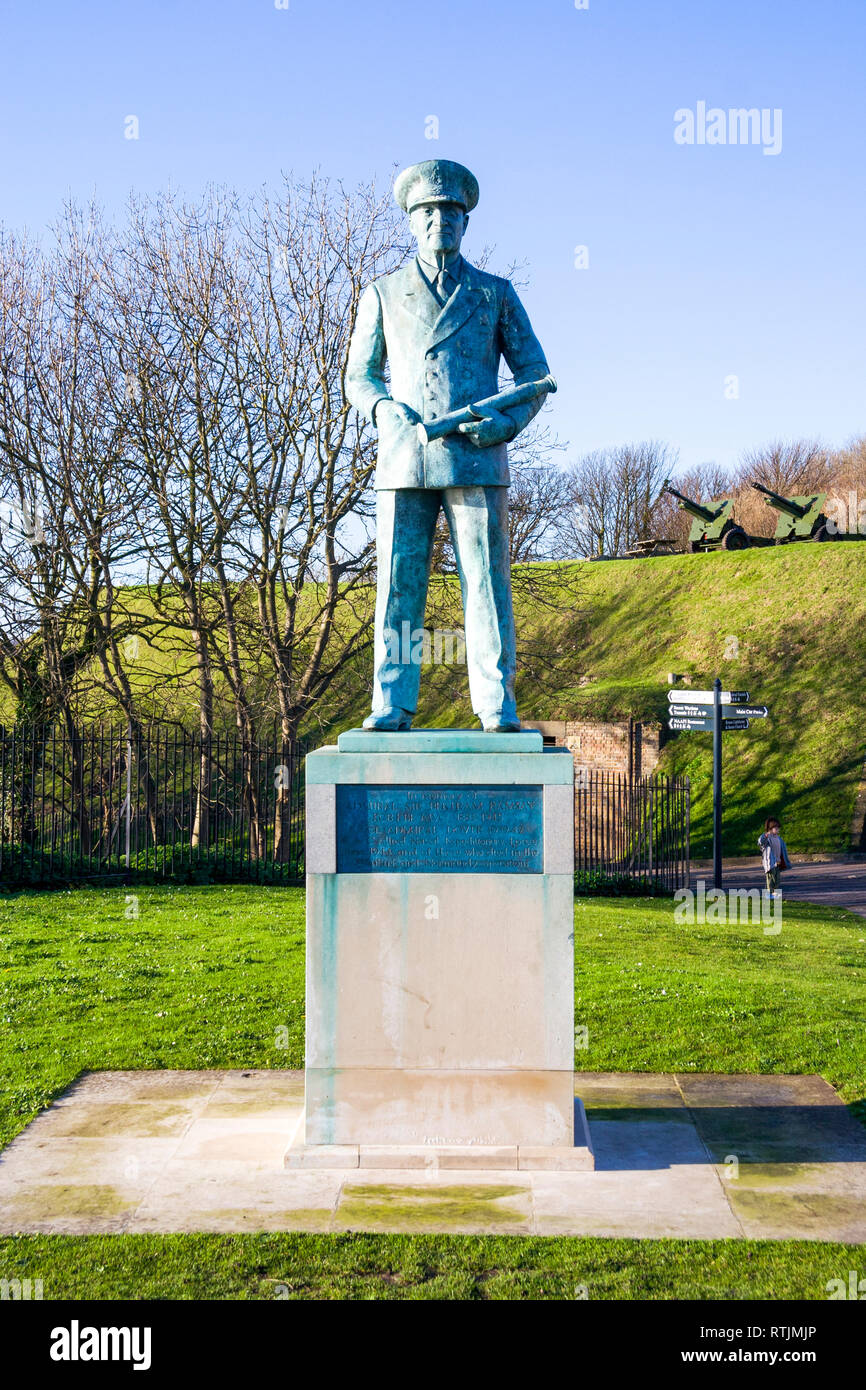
[751,482,807,518]
[417,374,557,445]
[662,483,715,524]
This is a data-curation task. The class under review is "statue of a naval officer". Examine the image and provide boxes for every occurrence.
[345,159,553,732]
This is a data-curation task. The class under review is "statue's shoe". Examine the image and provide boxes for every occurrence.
[362,708,414,732]
[480,713,522,733]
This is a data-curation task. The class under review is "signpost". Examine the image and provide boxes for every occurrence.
[668,715,749,731]
[667,679,770,890]
[668,689,749,704]
[712,682,722,892]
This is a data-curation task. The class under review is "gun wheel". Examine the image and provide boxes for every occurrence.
[813,524,834,542]
[721,527,749,551]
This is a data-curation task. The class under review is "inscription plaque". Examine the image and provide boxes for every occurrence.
[335,784,543,874]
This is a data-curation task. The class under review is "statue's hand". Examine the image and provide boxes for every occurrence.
[457,406,516,448]
[375,399,420,429]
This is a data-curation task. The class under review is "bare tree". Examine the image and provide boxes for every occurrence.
[89,178,409,858]
[506,430,573,564]
[832,434,866,493]
[733,438,831,539]
[0,213,157,853]
[562,441,677,557]
[226,177,410,857]
[0,227,93,731]
[829,435,866,534]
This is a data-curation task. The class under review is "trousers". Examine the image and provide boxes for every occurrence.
[371,486,517,721]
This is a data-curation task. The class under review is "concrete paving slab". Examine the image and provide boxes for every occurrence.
[173,1117,300,1164]
[532,1184,741,1240]
[589,1118,709,1171]
[675,1073,866,1164]
[49,1070,226,1104]
[669,1073,866,1242]
[22,1100,199,1142]
[209,1071,305,1107]
[676,1072,845,1111]
[725,1188,866,1243]
[0,1178,149,1235]
[0,1069,863,1241]
[0,1136,179,1185]
[333,1174,534,1234]
[133,1169,342,1234]
[573,1072,687,1107]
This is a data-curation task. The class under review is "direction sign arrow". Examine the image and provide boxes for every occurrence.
[668,689,749,704]
[668,715,751,731]
[671,704,767,721]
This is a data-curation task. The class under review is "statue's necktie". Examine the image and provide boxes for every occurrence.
[435,269,453,305]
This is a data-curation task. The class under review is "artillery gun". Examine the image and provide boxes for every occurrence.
[661,481,751,552]
[750,482,832,543]
[622,537,678,559]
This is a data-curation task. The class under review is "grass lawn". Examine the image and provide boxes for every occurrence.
[0,1231,858,1301]
[1,882,864,1299]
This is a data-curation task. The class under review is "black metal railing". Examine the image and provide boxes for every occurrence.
[0,724,312,886]
[1,727,689,892]
[574,770,690,892]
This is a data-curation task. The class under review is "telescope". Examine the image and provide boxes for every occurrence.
[416,374,557,445]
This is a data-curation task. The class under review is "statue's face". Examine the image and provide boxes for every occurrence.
[409,200,469,258]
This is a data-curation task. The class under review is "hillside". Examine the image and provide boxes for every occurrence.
[401,543,866,858]
[5,544,864,859]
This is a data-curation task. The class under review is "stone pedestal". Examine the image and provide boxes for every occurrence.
[285,728,593,1170]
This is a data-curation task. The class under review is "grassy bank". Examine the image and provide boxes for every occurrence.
[312,543,866,856]
[5,543,863,859]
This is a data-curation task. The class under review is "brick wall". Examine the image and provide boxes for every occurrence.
[523,718,663,778]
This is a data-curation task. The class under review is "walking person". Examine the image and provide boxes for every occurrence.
[758,817,791,896]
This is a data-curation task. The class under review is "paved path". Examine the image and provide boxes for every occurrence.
[1,1070,864,1243]
[691,859,866,917]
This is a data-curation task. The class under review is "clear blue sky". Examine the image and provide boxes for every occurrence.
[1,0,863,473]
